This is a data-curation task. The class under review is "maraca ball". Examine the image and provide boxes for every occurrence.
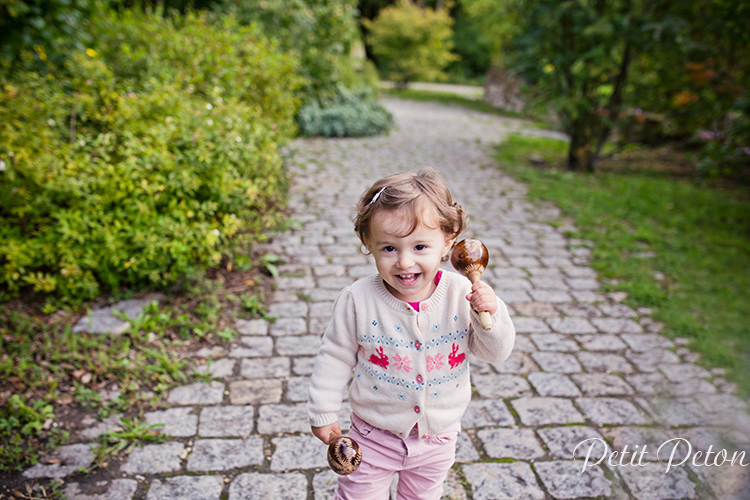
[451,238,489,274]
[328,436,362,475]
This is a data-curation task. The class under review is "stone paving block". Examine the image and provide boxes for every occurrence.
[592,317,643,334]
[497,277,533,289]
[511,302,560,318]
[534,460,612,499]
[269,318,308,336]
[689,459,750,500]
[455,432,480,463]
[530,277,567,289]
[145,407,198,437]
[512,317,550,333]
[512,397,586,426]
[469,354,492,374]
[528,372,582,397]
[512,334,537,352]
[462,462,545,500]
[191,346,226,359]
[537,426,609,459]
[577,398,650,426]
[509,256,542,268]
[492,351,539,373]
[228,473,308,500]
[620,333,674,352]
[575,334,628,351]
[546,318,597,335]
[313,469,338,500]
[576,351,635,374]
[193,357,236,377]
[287,376,311,402]
[257,403,310,434]
[231,337,273,357]
[22,443,95,478]
[309,301,335,317]
[187,438,264,471]
[666,378,718,397]
[472,374,533,398]
[659,363,711,382]
[275,335,322,356]
[199,405,254,437]
[529,290,574,303]
[600,426,680,460]
[566,278,600,290]
[293,356,317,375]
[598,303,638,317]
[625,373,668,395]
[564,266,598,278]
[309,316,331,334]
[462,399,515,428]
[693,393,750,413]
[64,479,138,500]
[530,333,580,351]
[540,257,575,268]
[530,352,582,373]
[555,303,602,317]
[478,428,545,460]
[625,350,681,373]
[268,301,309,318]
[275,276,317,290]
[167,382,224,406]
[80,414,122,440]
[498,290,533,303]
[571,374,635,396]
[229,379,282,405]
[240,357,290,378]
[121,442,184,475]
[271,435,329,471]
[618,462,696,500]
[146,475,223,500]
[570,291,605,303]
[643,397,710,427]
[236,318,268,335]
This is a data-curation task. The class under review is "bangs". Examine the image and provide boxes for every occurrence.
[378,197,440,238]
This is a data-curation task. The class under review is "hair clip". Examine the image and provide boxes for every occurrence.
[368,186,387,205]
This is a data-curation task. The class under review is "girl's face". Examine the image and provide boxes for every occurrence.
[366,208,455,303]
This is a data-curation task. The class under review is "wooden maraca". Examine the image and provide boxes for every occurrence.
[451,238,493,331]
[327,432,362,475]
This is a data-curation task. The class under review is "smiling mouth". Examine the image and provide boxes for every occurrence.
[396,274,420,285]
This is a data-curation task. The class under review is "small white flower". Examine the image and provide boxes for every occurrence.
[47,119,55,126]
[79,139,86,146]
[213,229,220,236]
[217,97,223,104]
[207,119,214,126]
[187,84,195,93]
[0,159,5,172]
[206,103,213,110]
[235,136,242,142]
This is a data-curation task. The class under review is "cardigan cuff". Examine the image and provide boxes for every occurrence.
[309,412,339,428]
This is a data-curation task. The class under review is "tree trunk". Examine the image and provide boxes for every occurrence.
[566,117,596,172]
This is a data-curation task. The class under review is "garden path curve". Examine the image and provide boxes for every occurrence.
[36,98,749,500]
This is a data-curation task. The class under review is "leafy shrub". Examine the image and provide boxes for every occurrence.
[0,13,300,304]
[363,0,458,88]
[297,86,392,137]
[219,0,361,102]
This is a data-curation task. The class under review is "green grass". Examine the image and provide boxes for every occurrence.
[496,134,750,395]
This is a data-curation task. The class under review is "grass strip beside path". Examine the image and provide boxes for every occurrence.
[496,134,750,396]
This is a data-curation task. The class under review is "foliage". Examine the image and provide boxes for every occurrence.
[221,0,362,102]
[94,417,168,467]
[0,0,96,72]
[298,86,393,137]
[496,133,750,395]
[1,394,65,472]
[446,7,493,82]
[0,12,300,303]
[363,0,458,88]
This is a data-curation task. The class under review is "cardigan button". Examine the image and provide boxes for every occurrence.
[416,375,423,384]
[414,406,421,414]
[423,434,430,439]
[414,341,421,350]
[421,303,429,311]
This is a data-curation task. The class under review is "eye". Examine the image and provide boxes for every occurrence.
[383,246,396,253]
[415,244,427,251]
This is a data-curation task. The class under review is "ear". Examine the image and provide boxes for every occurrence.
[443,235,456,259]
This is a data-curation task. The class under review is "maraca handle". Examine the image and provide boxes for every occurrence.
[466,271,493,331]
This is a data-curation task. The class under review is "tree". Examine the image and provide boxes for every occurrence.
[363,0,457,88]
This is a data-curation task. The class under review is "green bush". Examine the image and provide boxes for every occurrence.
[220,0,361,102]
[0,12,301,304]
[363,0,458,88]
[297,86,392,137]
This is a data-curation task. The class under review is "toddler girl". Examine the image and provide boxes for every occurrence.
[307,169,515,500]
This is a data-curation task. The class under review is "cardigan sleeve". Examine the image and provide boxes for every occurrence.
[467,295,516,364]
[306,286,359,428]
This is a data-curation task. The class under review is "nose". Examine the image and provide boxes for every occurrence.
[396,252,414,269]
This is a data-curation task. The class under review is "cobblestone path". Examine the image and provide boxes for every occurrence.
[35,99,749,499]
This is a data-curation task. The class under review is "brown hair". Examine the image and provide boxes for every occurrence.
[354,169,467,261]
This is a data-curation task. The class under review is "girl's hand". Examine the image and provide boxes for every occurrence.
[466,280,498,315]
[312,422,342,444]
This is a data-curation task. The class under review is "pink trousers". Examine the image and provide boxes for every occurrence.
[336,413,460,500]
